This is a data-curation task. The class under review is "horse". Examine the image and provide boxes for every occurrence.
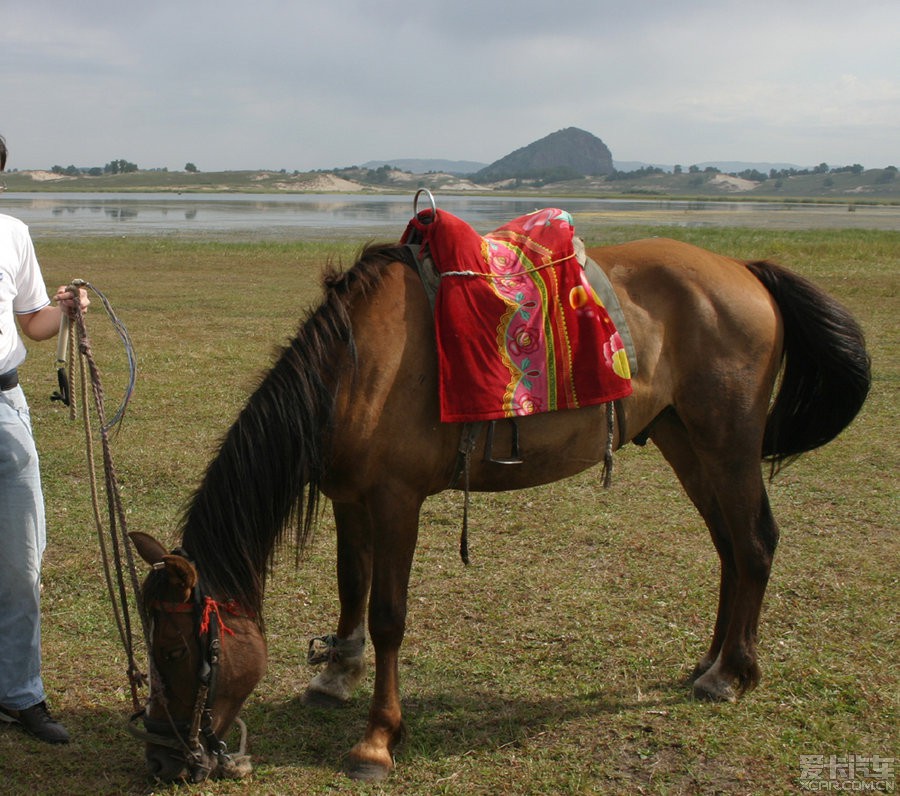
[130,230,870,782]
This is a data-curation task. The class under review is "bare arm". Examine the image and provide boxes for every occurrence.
[17,286,89,342]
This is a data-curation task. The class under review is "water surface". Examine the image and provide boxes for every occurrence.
[2,192,897,239]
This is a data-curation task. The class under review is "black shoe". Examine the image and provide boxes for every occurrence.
[0,701,70,744]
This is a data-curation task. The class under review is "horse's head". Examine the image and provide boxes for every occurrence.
[129,532,267,783]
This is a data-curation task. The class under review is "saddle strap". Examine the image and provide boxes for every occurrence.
[451,423,482,565]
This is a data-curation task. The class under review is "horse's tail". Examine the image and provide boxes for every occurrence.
[745,260,871,473]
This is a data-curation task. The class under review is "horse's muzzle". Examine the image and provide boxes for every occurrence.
[137,721,252,782]
[145,744,212,783]
[128,713,210,782]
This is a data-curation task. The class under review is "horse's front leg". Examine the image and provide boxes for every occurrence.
[345,489,421,782]
[305,501,372,706]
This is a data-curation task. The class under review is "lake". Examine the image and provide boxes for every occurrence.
[2,192,898,240]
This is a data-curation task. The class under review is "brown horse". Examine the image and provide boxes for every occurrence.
[131,235,869,782]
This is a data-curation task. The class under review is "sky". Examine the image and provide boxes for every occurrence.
[3,0,898,173]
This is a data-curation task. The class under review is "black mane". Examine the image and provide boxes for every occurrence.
[179,243,410,618]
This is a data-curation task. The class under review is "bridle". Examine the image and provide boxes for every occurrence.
[127,553,253,782]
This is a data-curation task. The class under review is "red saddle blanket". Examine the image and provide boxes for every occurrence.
[402,207,632,423]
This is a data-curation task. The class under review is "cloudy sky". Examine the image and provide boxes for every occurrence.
[3,0,897,172]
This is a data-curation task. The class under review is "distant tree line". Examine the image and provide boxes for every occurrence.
[51,159,142,176]
[608,162,876,184]
[47,161,216,176]
[335,161,896,187]
[607,165,667,181]
[766,163,865,180]
[51,164,104,177]
[36,159,896,187]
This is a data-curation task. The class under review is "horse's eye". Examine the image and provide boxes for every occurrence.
[163,647,187,662]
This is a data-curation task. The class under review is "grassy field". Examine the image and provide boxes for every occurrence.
[0,227,896,794]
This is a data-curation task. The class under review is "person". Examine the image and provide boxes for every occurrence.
[0,134,88,744]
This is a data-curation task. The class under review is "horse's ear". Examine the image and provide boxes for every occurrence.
[129,533,198,601]
[130,531,167,565]
[160,554,198,600]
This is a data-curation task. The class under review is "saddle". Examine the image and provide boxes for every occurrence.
[401,203,634,424]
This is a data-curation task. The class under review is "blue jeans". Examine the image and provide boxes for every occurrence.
[0,384,46,710]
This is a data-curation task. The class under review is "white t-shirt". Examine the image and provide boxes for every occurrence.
[0,213,51,374]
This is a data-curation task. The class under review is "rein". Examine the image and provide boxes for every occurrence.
[63,284,250,781]
[62,281,146,708]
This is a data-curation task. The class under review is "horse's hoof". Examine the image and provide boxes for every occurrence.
[345,740,395,782]
[692,672,737,703]
[344,759,392,782]
[687,657,715,683]
[302,688,349,709]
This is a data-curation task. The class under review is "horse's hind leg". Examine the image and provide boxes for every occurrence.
[304,501,371,706]
[651,411,779,701]
[692,474,779,702]
[650,414,735,681]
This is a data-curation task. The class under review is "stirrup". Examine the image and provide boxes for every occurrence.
[483,419,523,465]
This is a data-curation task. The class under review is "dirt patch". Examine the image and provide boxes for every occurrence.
[24,170,68,182]
[275,174,365,192]
[437,178,483,191]
[710,173,758,192]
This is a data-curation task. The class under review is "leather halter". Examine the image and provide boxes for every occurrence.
[128,551,252,782]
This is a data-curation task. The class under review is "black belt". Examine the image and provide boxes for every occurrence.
[0,369,19,391]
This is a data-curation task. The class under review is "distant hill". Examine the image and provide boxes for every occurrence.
[361,158,487,176]
[474,127,614,183]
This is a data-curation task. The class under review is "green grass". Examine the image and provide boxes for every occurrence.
[0,228,896,795]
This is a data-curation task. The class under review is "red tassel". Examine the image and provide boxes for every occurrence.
[199,597,236,637]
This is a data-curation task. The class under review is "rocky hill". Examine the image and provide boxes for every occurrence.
[473,127,614,183]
